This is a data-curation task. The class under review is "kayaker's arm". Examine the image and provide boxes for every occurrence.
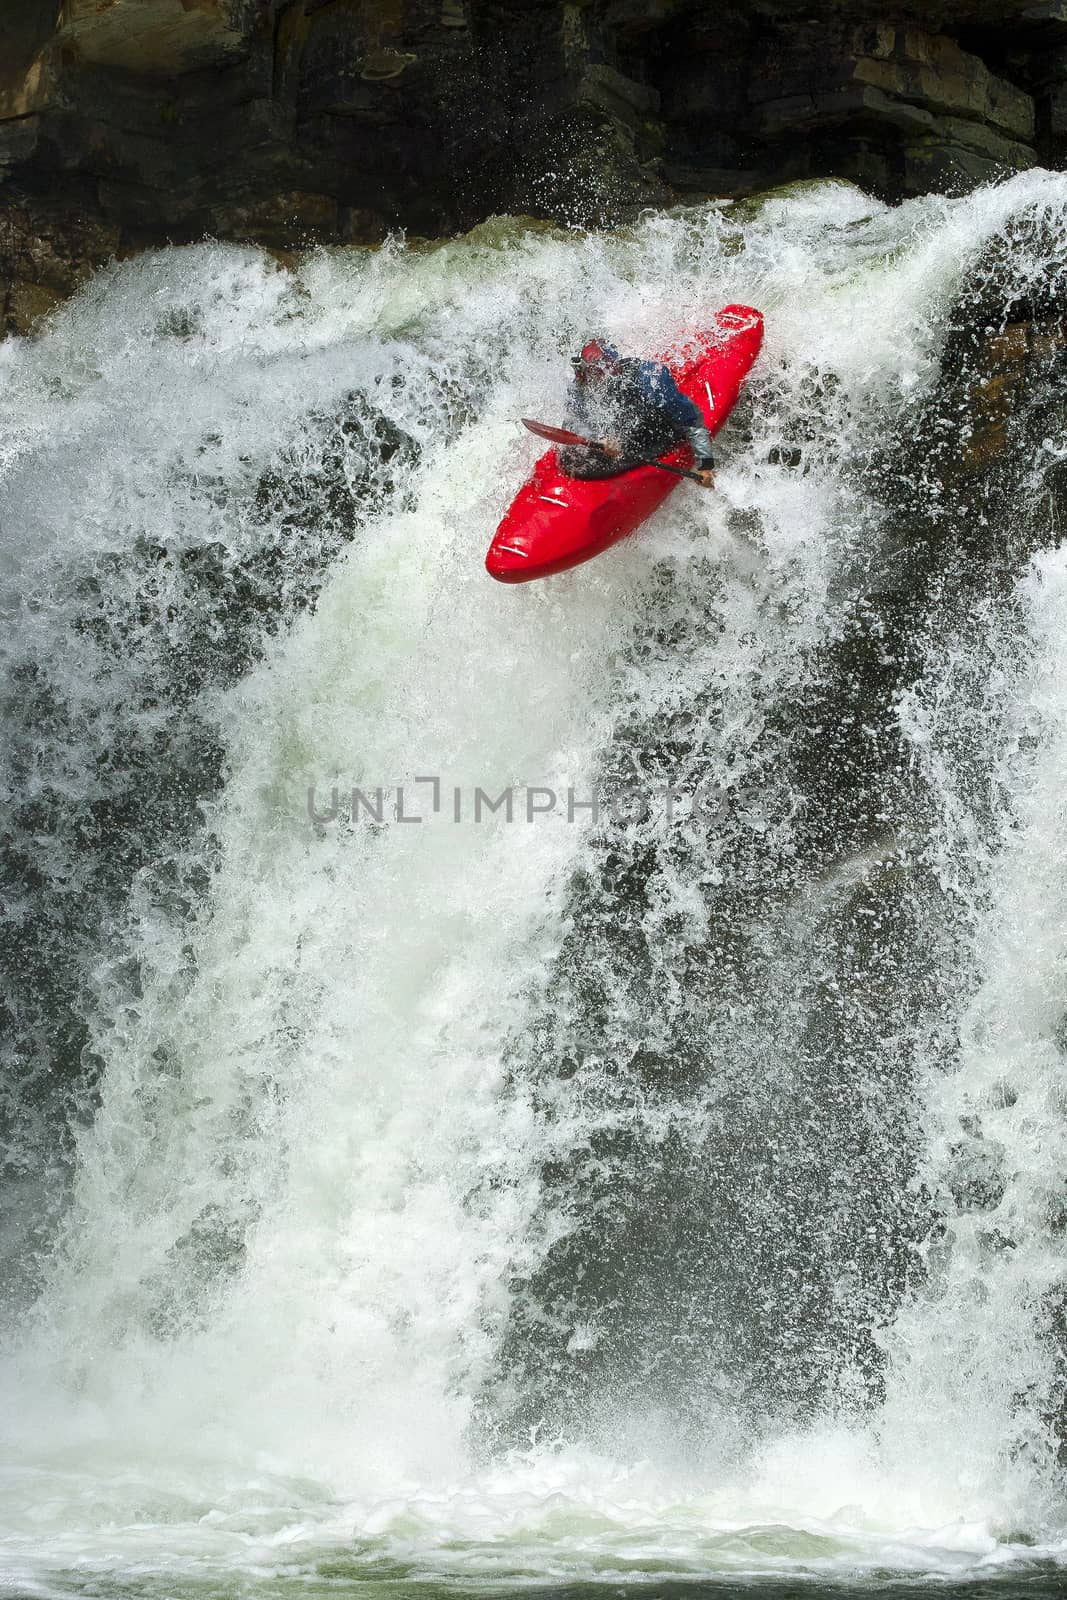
[686,421,716,471]
[564,379,591,433]
[566,379,623,460]
[675,407,715,489]
[638,361,717,482]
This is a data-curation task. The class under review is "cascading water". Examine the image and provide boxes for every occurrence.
[3,172,1067,1597]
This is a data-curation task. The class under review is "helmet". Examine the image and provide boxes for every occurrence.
[571,338,618,382]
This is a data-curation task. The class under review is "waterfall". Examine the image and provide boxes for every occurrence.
[3,174,1067,1594]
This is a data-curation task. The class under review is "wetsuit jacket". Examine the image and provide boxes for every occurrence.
[565,357,715,478]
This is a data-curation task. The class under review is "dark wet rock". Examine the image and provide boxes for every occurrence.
[0,2,1063,306]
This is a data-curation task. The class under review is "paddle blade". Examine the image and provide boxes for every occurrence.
[521,418,592,447]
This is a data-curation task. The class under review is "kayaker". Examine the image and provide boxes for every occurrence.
[560,339,717,488]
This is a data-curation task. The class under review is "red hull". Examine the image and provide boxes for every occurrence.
[486,305,764,584]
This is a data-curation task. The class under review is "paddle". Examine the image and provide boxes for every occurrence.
[520,418,709,484]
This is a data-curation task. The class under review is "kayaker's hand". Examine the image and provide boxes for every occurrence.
[597,439,621,459]
[695,468,716,489]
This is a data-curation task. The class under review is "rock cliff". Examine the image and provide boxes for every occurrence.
[2,1,1066,328]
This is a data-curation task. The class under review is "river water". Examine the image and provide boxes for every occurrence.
[2,173,1067,1597]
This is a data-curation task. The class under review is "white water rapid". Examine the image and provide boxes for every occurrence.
[3,173,1067,1596]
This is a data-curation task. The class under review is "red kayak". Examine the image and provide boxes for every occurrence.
[486,304,763,583]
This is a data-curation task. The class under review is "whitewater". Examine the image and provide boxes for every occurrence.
[2,172,1067,1596]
